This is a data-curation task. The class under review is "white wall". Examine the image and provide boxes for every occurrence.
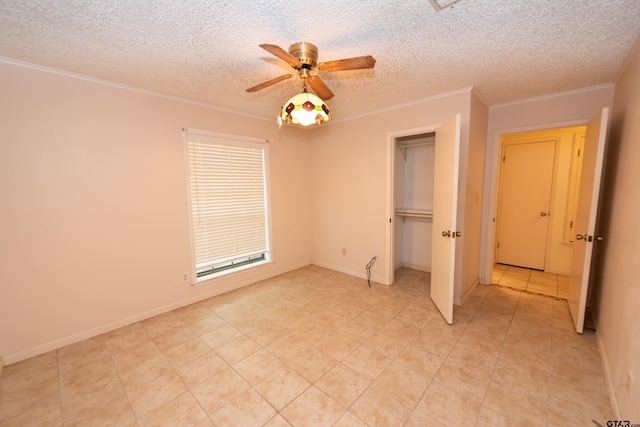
[480,85,615,284]
[395,141,435,272]
[0,60,314,363]
[459,90,489,300]
[594,36,640,420]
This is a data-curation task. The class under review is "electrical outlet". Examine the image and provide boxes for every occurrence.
[182,272,189,282]
[342,248,347,255]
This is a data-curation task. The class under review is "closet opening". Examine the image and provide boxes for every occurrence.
[385,115,461,324]
[393,132,436,278]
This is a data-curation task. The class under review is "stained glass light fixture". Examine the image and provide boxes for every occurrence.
[278,76,331,128]
[279,90,330,127]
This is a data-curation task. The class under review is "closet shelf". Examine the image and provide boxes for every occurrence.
[395,208,433,222]
[397,140,435,161]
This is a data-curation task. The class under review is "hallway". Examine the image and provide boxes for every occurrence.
[492,264,569,299]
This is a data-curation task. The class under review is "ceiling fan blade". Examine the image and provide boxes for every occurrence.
[317,55,376,72]
[307,76,335,100]
[259,44,303,69]
[246,74,293,92]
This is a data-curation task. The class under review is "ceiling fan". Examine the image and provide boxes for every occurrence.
[246,42,376,100]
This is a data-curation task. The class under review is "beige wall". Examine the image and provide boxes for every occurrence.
[0,62,487,362]
[309,88,488,304]
[595,36,640,420]
[0,60,314,363]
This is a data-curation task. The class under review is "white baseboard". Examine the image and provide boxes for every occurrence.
[548,268,570,275]
[454,279,478,306]
[310,260,386,285]
[596,331,622,420]
[400,262,431,273]
[3,261,313,366]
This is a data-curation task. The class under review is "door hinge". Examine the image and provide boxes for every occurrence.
[502,155,505,162]
[497,242,500,249]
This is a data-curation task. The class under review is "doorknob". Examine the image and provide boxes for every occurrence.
[442,230,451,237]
[455,231,461,237]
[576,234,585,240]
[540,212,548,217]
[595,236,604,242]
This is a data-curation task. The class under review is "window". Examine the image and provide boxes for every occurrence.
[183,128,271,283]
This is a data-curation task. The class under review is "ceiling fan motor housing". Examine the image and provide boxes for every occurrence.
[289,42,318,68]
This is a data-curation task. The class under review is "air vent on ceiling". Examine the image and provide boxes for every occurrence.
[428,0,462,11]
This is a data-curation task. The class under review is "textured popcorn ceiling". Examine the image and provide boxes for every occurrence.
[1,0,639,122]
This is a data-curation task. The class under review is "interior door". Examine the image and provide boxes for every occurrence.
[431,114,461,324]
[568,107,609,333]
[496,140,556,270]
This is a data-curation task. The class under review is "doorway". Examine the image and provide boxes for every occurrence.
[493,126,586,296]
[492,264,569,299]
[484,108,609,333]
[386,115,461,324]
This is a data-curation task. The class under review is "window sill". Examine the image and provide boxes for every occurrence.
[191,260,271,287]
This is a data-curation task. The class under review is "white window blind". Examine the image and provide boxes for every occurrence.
[183,129,270,280]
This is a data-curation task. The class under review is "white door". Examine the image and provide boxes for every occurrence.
[496,140,555,270]
[431,114,461,324]
[568,107,609,333]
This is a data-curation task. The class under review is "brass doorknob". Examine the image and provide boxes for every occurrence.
[595,236,604,242]
[442,230,451,237]
[540,212,548,217]
[576,234,585,240]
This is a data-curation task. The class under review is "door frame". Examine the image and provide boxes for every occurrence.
[481,118,596,285]
[385,123,442,286]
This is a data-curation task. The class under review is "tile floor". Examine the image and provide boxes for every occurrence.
[0,266,612,426]
[492,264,569,299]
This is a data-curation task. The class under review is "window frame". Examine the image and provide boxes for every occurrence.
[182,128,272,285]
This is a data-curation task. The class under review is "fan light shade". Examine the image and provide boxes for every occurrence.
[280,91,330,127]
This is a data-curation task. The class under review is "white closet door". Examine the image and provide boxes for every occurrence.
[568,107,609,333]
[431,114,461,324]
